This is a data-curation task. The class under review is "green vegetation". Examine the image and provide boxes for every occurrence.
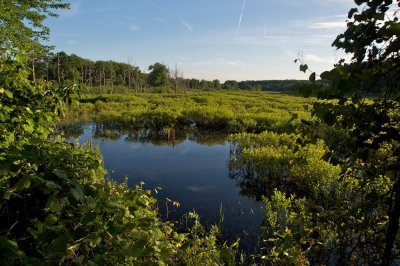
[0,1,238,265]
[229,0,400,264]
[148,63,170,88]
[1,0,399,265]
[29,51,311,92]
[64,91,314,133]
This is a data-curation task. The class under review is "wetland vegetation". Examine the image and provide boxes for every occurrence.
[63,91,314,134]
[1,0,399,265]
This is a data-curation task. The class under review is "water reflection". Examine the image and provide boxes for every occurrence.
[60,123,228,146]
[59,123,264,253]
[228,144,273,202]
[58,123,84,139]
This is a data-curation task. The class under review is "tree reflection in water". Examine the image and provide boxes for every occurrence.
[59,123,228,146]
[228,142,289,202]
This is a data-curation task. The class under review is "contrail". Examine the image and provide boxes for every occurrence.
[236,0,246,35]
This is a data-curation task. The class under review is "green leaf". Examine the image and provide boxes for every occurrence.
[70,185,85,202]
[0,160,11,177]
[50,237,68,254]
[320,70,336,80]
[16,176,31,189]
[385,23,400,35]
[126,239,146,257]
[45,214,58,226]
[0,236,20,254]
[4,89,13,99]
[82,212,97,224]
[45,181,60,190]
[354,0,366,5]
[87,261,99,266]
[180,239,194,251]
[309,72,316,82]
[348,8,358,19]
[52,170,68,180]
[72,256,85,265]
[3,191,12,200]
[49,199,61,213]
[299,64,308,73]
[374,12,385,21]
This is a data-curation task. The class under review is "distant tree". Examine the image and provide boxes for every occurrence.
[212,79,221,90]
[223,80,238,90]
[187,78,200,89]
[199,79,212,90]
[148,62,169,87]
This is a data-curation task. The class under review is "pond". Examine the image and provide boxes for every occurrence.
[61,123,264,252]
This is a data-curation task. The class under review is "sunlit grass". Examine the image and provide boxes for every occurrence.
[64,90,315,133]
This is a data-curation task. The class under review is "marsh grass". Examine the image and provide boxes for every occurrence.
[64,90,315,133]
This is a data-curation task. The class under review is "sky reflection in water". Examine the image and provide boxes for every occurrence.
[69,124,263,251]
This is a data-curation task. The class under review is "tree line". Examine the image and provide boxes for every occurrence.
[29,52,310,92]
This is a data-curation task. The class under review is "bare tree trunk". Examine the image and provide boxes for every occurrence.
[110,69,113,89]
[103,66,106,87]
[46,60,49,81]
[57,54,61,84]
[81,65,84,85]
[89,65,92,87]
[31,57,36,83]
[128,71,131,91]
[98,69,101,87]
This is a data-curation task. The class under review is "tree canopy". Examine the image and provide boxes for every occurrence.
[0,0,69,54]
[147,62,169,87]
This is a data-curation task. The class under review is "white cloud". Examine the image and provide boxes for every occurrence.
[193,56,248,68]
[292,15,347,30]
[309,21,346,29]
[180,20,192,32]
[304,54,336,64]
[67,39,77,44]
[129,25,140,32]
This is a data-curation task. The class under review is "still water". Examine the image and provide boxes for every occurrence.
[64,123,263,251]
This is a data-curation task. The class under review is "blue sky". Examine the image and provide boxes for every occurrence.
[46,0,355,81]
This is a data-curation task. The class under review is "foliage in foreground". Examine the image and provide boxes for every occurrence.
[0,56,238,265]
[230,0,400,264]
